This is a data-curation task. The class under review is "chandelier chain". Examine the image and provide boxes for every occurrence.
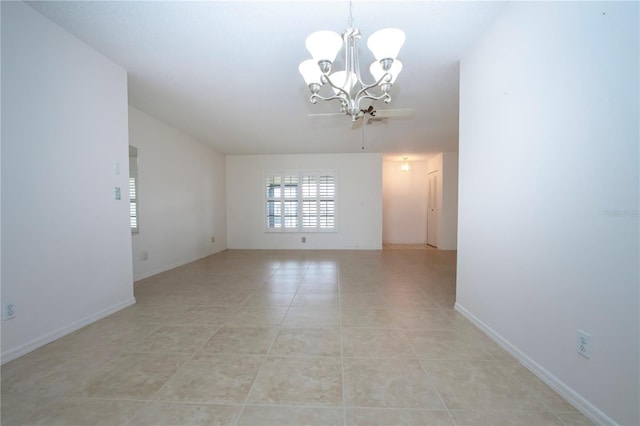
[348,0,354,28]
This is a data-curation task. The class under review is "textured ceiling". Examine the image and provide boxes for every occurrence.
[27,1,506,158]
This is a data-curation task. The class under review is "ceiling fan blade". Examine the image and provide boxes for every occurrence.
[307,112,345,119]
[374,108,415,118]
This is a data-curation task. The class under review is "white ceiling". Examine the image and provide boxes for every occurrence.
[27,1,506,159]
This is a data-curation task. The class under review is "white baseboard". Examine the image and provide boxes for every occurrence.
[454,302,617,426]
[1,297,136,364]
[134,248,388,282]
[134,261,191,281]
[133,250,226,281]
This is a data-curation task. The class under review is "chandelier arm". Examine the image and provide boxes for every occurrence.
[311,70,394,115]
[353,92,392,111]
[358,72,393,95]
[343,28,359,85]
[345,33,352,79]
[351,35,360,86]
[310,92,349,105]
[321,74,354,105]
[351,72,394,110]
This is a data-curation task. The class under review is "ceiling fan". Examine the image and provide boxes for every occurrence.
[308,105,414,129]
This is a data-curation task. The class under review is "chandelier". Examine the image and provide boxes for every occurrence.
[298,16,405,122]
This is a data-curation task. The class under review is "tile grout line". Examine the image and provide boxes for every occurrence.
[404,329,460,426]
[233,267,286,425]
[337,264,348,426]
[492,354,575,420]
[234,261,307,425]
[125,309,225,425]
[150,322,223,392]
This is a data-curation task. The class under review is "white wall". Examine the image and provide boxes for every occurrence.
[457,2,638,425]
[382,159,428,244]
[227,153,382,250]
[1,2,134,362]
[441,152,458,250]
[129,107,227,280]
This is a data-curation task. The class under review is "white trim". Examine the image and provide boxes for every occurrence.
[133,251,226,281]
[454,302,618,426]
[264,170,338,233]
[1,297,136,364]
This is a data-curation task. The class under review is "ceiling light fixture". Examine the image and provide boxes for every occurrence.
[401,157,410,172]
[298,4,405,122]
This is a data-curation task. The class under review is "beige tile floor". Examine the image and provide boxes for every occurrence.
[1,249,594,426]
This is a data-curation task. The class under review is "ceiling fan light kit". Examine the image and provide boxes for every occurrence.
[299,24,405,122]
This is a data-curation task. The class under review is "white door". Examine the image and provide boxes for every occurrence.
[427,171,438,247]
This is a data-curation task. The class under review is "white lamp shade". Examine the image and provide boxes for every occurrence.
[367,28,405,61]
[299,59,322,85]
[370,60,403,84]
[305,30,343,63]
[328,71,356,95]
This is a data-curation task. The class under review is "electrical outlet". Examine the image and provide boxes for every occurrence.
[302,237,306,243]
[115,186,121,200]
[577,330,591,359]
[3,303,15,321]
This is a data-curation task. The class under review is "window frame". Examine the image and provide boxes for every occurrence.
[129,145,139,235]
[264,170,338,233]
[129,176,139,234]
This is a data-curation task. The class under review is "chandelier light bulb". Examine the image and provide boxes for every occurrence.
[299,59,323,86]
[370,60,403,85]
[367,28,406,61]
[305,30,343,64]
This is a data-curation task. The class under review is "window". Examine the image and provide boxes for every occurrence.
[266,171,336,232]
[129,145,139,234]
[129,177,138,231]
